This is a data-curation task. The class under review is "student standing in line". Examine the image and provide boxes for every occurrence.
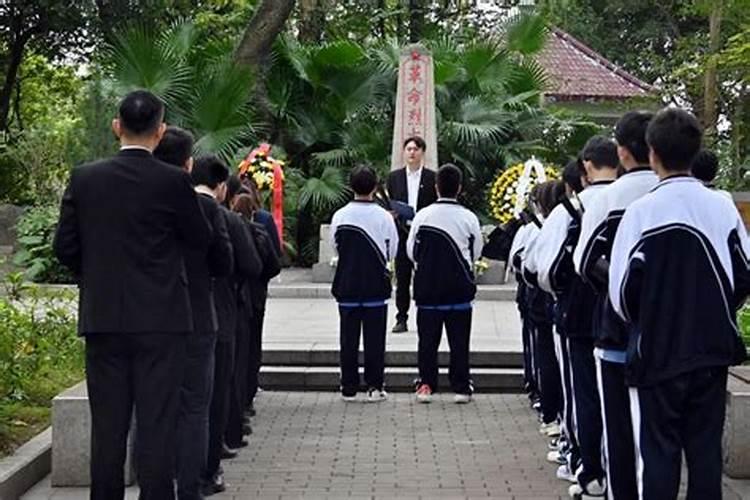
[573,111,657,500]
[154,130,235,500]
[408,164,483,404]
[330,165,399,401]
[610,108,749,500]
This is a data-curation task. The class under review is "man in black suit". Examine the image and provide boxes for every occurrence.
[154,130,234,500]
[386,136,437,333]
[53,91,211,500]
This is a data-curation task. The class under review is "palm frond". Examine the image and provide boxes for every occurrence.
[298,166,350,212]
[504,13,548,56]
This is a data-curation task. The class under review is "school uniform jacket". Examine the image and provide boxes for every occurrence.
[609,176,750,387]
[330,200,399,305]
[529,182,612,337]
[572,167,659,357]
[407,199,483,308]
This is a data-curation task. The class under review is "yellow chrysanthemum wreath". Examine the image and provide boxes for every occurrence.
[488,160,559,224]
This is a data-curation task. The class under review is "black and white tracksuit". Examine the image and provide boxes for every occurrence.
[609,176,750,500]
[573,167,658,499]
[533,181,612,487]
[331,200,399,393]
[407,199,483,394]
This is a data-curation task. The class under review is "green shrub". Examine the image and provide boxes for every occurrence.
[739,303,750,349]
[0,285,82,455]
[12,205,74,284]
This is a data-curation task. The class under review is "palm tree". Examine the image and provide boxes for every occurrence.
[105,21,259,163]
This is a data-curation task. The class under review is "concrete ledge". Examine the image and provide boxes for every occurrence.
[51,382,135,487]
[0,428,51,500]
[263,348,522,368]
[724,366,750,479]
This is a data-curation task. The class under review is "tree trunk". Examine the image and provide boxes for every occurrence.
[298,0,325,44]
[235,0,296,68]
[0,36,27,133]
[408,0,425,43]
[703,0,723,144]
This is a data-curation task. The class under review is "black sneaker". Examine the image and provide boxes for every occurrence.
[392,321,408,333]
[202,472,226,496]
[341,387,357,402]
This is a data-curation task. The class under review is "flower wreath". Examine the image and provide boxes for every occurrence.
[488,157,559,224]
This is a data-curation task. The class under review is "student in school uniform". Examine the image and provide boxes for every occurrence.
[330,165,399,402]
[691,149,733,200]
[534,137,618,498]
[407,164,483,404]
[609,108,749,500]
[573,111,657,500]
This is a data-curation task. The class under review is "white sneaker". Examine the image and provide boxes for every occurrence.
[453,393,473,404]
[568,478,606,498]
[546,450,566,464]
[556,464,577,483]
[367,387,387,402]
[539,422,561,437]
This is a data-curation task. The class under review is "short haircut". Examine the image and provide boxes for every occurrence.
[436,163,462,198]
[192,155,230,189]
[118,90,164,136]
[563,159,584,193]
[646,108,703,172]
[349,165,378,196]
[582,135,619,169]
[614,111,653,164]
[691,149,719,183]
[403,136,426,151]
[153,126,194,167]
[231,193,257,219]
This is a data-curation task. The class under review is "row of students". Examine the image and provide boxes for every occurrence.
[330,164,482,403]
[153,127,281,498]
[512,107,749,499]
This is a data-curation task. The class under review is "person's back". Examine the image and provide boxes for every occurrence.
[609,108,750,500]
[53,91,210,500]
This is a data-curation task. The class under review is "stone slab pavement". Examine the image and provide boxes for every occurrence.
[23,391,749,499]
[262,298,522,353]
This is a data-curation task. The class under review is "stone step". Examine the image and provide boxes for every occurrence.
[262,348,522,368]
[267,283,517,301]
[259,366,524,393]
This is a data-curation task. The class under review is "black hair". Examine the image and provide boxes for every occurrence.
[535,180,564,217]
[563,159,584,194]
[646,108,703,172]
[349,164,378,195]
[226,175,242,200]
[436,163,462,198]
[403,136,426,151]
[192,155,230,189]
[117,90,164,136]
[691,149,719,184]
[153,126,193,168]
[582,135,619,169]
[614,111,653,164]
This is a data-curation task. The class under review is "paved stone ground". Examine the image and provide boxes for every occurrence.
[262,298,522,353]
[23,392,570,499]
[21,391,750,499]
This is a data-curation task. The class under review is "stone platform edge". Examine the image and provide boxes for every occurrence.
[0,428,51,500]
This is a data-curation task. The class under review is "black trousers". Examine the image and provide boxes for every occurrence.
[521,314,536,392]
[205,337,234,479]
[555,333,580,466]
[630,366,728,500]
[338,305,388,392]
[568,336,604,485]
[596,356,637,500]
[535,321,562,425]
[417,308,472,394]
[176,332,216,500]
[246,307,266,405]
[226,309,251,448]
[85,332,186,500]
[394,240,412,323]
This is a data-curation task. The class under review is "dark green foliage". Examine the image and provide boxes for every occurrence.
[12,206,73,284]
[0,286,81,456]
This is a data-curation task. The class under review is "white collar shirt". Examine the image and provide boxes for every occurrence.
[406,166,423,210]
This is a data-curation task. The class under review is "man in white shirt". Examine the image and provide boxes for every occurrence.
[386,137,437,333]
